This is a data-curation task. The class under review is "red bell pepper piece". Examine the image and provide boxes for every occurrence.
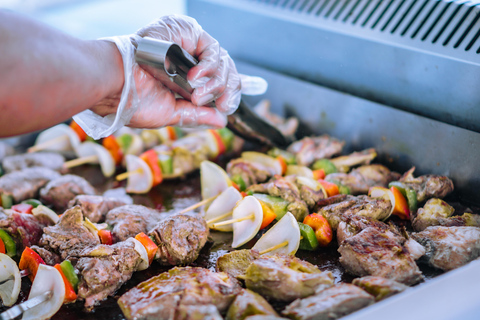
[135,232,158,264]
[303,214,333,247]
[11,203,33,214]
[208,129,226,156]
[54,264,77,302]
[312,169,326,180]
[103,135,123,165]
[98,229,113,245]
[140,149,163,187]
[0,238,5,255]
[19,247,45,282]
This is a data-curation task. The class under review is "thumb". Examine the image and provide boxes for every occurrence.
[168,100,227,129]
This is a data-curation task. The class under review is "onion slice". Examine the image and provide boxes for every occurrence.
[205,186,243,232]
[285,165,314,178]
[0,253,20,306]
[34,124,80,152]
[75,141,115,177]
[32,205,59,224]
[252,212,300,256]
[124,154,153,194]
[22,264,65,320]
[296,176,328,198]
[126,238,149,271]
[200,161,231,202]
[368,186,395,219]
[241,152,282,176]
[232,196,263,248]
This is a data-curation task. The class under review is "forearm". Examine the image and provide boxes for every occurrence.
[0,10,124,137]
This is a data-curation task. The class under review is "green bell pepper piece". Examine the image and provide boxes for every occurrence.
[298,222,319,251]
[267,148,296,165]
[388,181,418,214]
[338,185,351,195]
[312,159,338,175]
[0,229,16,257]
[158,154,173,175]
[1,194,12,209]
[117,134,133,153]
[60,260,79,292]
[252,193,289,220]
[173,127,184,139]
[231,175,247,192]
[21,199,42,208]
[216,128,234,152]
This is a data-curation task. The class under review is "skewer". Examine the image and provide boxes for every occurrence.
[0,290,52,320]
[0,269,29,286]
[210,214,255,228]
[206,211,232,225]
[63,155,99,169]
[178,195,218,215]
[258,236,303,255]
[116,168,143,181]
[27,135,69,153]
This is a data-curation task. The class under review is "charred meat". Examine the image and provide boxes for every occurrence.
[216,249,260,280]
[399,167,454,202]
[226,289,279,320]
[352,276,408,301]
[2,152,65,174]
[118,267,242,320]
[40,174,96,211]
[227,159,273,188]
[282,284,374,320]
[287,135,345,166]
[329,148,377,173]
[69,194,131,223]
[336,214,402,245]
[30,245,62,266]
[0,167,60,202]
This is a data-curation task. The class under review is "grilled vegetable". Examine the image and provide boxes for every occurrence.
[259,200,277,230]
[200,160,231,202]
[21,199,42,208]
[60,260,78,293]
[268,148,296,165]
[312,159,338,175]
[54,264,77,302]
[1,194,13,209]
[102,135,123,165]
[11,203,33,213]
[140,150,163,187]
[0,253,21,306]
[32,205,59,224]
[135,232,158,264]
[390,186,410,220]
[252,212,300,256]
[19,246,45,282]
[232,196,263,248]
[205,186,243,232]
[389,181,418,214]
[98,230,113,245]
[124,154,153,194]
[0,230,15,257]
[318,179,339,197]
[231,174,247,192]
[252,193,289,220]
[217,128,235,152]
[298,222,319,251]
[126,238,149,271]
[303,214,333,247]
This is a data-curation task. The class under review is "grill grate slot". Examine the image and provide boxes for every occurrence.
[371,0,395,29]
[421,1,452,41]
[453,7,480,48]
[352,0,373,25]
[381,0,406,31]
[400,0,430,36]
[391,0,418,34]
[361,0,383,27]
[334,0,353,19]
[410,0,441,38]
[343,0,363,22]
[432,1,464,43]
[316,0,332,16]
[325,0,342,18]
[443,5,475,46]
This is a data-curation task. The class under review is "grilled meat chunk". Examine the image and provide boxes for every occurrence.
[39,206,100,262]
[149,214,209,266]
[227,159,273,188]
[0,209,52,251]
[2,152,65,173]
[329,148,377,173]
[76,241,141,310]
[118,267,242,320]
[176,304,222,320]
[282,284,374,320]
[244,254,334,302]
[338,226,423,285]
[102,188,133,204]
[0,167,60,202]
[326,164,400,195]
[171,135,210,177]
[245,316,289,320]
[216,249,260,279]
[40,174,96,211]
[254,99,298,137]
[352,276,408,301]
[336,214,403,245]
[69,194,131,223]
[411,226,480,271]
[226,289,279,320]
[31,245,61,266]
[319,195,392,231]
[247,176,310,221]
[399,167,454,202]
[105,205,164,242]
[412,198,480,231]
[287,135,345,166]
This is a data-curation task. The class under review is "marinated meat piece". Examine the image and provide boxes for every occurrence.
[39,206,100,262]
[326,164,400,195]
[336,215,402,245]
[244,254,334,302]
[76,241,141,309]
[248,176,309,221]
[105,205,164,242]
[245,316,289,320]
[216,249,260,279]
[399,167,454,202]
[282,284,374,320]
[171,135,210,177]
[287,135,345,166]
[319,195,392,231]
[0,167,60,202]
[31,245,61,266]
[2,152,65,173]
[411,226,480,271]
[102,188,133,204]
[69,195,131,223]
[226,289,279,320]
[227,159,272,188]
[412,198,480,231]
[329,149,377,172]
[40,174,96,211]
[352,276,408,301]
[0,211,52,251]
[338,227,423,285]
[149,214,209,266]
[118,267,242,320]
[254,99,299,137]
[297,183,326,208]
[0,141,14,162]
[176,304,222,320]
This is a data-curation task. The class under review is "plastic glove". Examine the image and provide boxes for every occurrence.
[74,15,267,140]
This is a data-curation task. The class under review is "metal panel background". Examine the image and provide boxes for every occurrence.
[188,0,480,133]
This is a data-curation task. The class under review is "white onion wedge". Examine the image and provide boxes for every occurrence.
[200,161,231,202]
[126,238,149,271]
[205,187,243,232]
[232,196,263,248]
[83,218,100,242]
[193,131,219,158]
[241,152,282,176]
[23,264,65,320]
[0,253,21,306]
[252,212,300,256]
[285,165,314,178]
[296,176,328,198]
[34,124,80,152]
[124,154,153,194]
[368,186,395,219]
[75,142,115,177]
[32,205,59,224]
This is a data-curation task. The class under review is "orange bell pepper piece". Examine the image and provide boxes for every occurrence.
[276,156,288,175]
[209,129,226,156]
[303,213,333,247]
[19,247,45,282]
[98,229,113,245]
[135,232,158,264]
[390,186,410,220]
[140,150,163,187]
[69,120,87,142]
[312,169,326,180]
[166,126,177,140]
[54,264,77,302]
[318,180,339,197]
[103,135,123,165]
[259,201,277,229]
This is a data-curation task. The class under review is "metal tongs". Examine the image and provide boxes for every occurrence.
[134,37,291,147]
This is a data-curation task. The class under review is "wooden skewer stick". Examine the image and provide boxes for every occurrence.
[178,195,218,215]
[27,135,69,153]
[206,211,232,225]
[210,214,255,228]
[116,168,143,181]
[258,237,303,255]
[63,155,99,169]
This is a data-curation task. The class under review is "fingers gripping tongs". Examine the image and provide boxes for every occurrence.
[134,37,290,148]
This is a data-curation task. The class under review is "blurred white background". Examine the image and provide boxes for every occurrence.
[0,0,186,38]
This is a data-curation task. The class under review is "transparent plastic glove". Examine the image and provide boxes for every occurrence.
[74,15,267,140]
